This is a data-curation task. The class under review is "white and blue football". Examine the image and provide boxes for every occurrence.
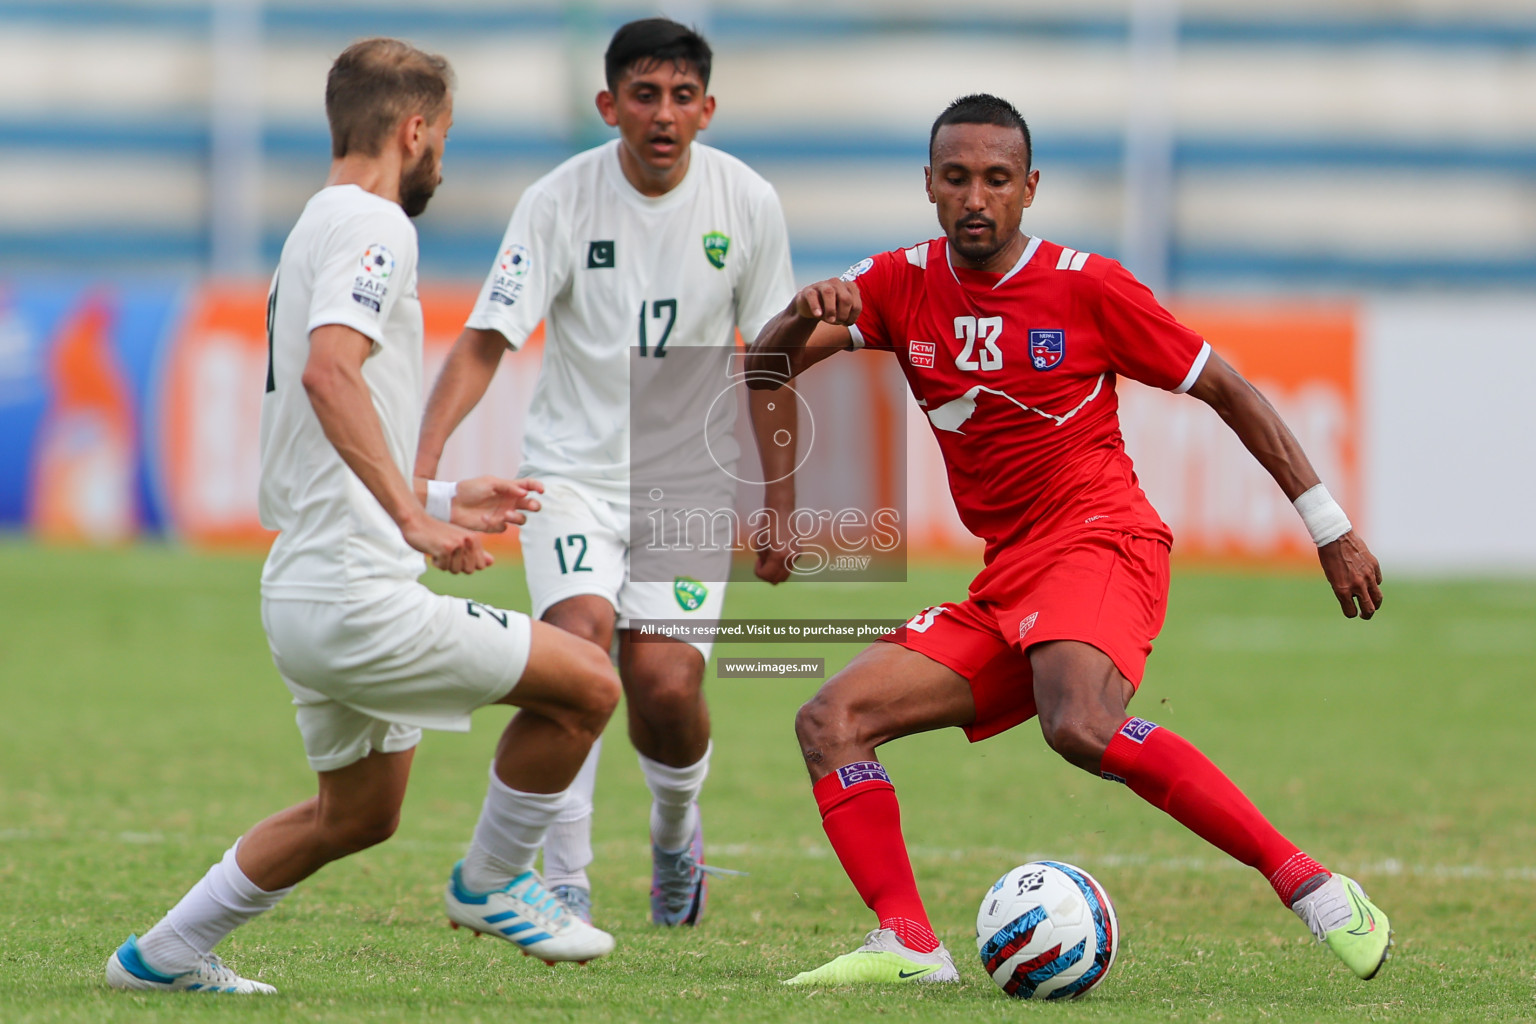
[976,860,1119,999]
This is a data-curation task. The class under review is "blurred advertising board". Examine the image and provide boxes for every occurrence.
[7,279,1525,569]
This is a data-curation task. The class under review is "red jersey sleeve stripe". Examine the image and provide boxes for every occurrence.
[1172,341,1213,394]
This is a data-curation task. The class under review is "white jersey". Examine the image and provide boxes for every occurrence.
[259,184,426,601]
[466,140,795,504]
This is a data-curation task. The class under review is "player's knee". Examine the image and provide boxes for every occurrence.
[325,806,401,855]
[1039,714,1113,771]
[566,643,621,735]
[795,692,857,751]
[630,664,703,727]
[542,600,613,649]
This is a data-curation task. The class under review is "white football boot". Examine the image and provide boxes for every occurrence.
[445,861,614,964]
[106,935,276,994]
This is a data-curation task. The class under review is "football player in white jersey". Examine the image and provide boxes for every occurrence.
[106,39,621,996]
[415,19,797,927]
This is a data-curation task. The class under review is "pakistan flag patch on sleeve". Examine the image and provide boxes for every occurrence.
[674,577,709,611]
[702,232,730,270]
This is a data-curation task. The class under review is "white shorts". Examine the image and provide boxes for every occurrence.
[518,479,728,659]
[261,583,532,772]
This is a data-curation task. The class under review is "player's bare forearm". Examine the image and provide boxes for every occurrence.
[745,309,818,388]
[1186,350,1318,500]
[305,326,423,528]
[745,279,861,389]
[1188,349,1382,618]
[305,325,491,574]
[414,326,508,479]
[749,387,797,583]
[749,387,796,502]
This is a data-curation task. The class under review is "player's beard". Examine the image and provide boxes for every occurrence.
[399,145,440,219]
[949,215,1007,266]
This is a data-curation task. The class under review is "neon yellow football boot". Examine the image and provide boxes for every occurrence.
[1292,873,1393,979]
[784,928,959,985]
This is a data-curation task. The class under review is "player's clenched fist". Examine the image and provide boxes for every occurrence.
[793,278,861,326]
[403,515,495,575]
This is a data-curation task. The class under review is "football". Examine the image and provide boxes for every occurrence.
[976,860,1119,999]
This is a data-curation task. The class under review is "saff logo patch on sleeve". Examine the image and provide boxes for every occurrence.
[908,340,936,368]
[490,244,530,306]
[352,243,394,312]
[586,240,615,269]
[500,244,530,279]
[1029,329,1065,370]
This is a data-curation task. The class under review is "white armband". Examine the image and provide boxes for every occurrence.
[426,479,457,522]
[1293,483,1352,547]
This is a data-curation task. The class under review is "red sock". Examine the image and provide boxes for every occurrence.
[1100,718,1330,906]
[813,762,939,953]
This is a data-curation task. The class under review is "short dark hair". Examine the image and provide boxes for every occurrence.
[929,93,1032,170]
[604,18,712,91]
[326,38,454,159]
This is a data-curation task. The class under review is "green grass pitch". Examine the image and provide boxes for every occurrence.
[2,540,1534,1022]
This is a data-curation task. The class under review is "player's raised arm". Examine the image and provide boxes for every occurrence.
[744,278,862,390]
[414,326,510,480]
[1185,350,1383,619]
[304,323,491,574]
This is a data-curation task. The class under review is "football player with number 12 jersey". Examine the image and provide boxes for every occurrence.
[415,19,796,929]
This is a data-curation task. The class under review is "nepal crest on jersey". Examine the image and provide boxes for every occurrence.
[1029,329,1066,371]
[703,231,730,269]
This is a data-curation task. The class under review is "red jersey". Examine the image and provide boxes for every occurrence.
[847,236,1210,562]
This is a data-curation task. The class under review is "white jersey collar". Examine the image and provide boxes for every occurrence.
[945,234,1042,290]
[602,139,701,212]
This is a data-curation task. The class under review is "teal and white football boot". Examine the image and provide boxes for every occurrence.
[445,861,614,964]
[105,935,275,994]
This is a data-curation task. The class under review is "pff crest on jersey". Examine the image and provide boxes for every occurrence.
[673,577,709,611]
[702,232,730,269]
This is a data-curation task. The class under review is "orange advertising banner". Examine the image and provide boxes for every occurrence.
[1122,303,1359,562]
[20,281,1359,564]
[157,284,541,547]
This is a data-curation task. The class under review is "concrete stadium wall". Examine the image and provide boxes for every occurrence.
[0,278,1530,573]
[2,2,1534,290]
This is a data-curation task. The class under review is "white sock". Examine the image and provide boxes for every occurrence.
[542,736,600,890]
[638,742,711,854]
[461,764,567,893]
[137,841,292,975]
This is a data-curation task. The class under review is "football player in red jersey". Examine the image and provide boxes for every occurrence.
[749,94,1392,988]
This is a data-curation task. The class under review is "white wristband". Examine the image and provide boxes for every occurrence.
[1293,483,1352,547]
[426,479,457,522]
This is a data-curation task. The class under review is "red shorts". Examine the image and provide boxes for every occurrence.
[885,529,1170,742]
